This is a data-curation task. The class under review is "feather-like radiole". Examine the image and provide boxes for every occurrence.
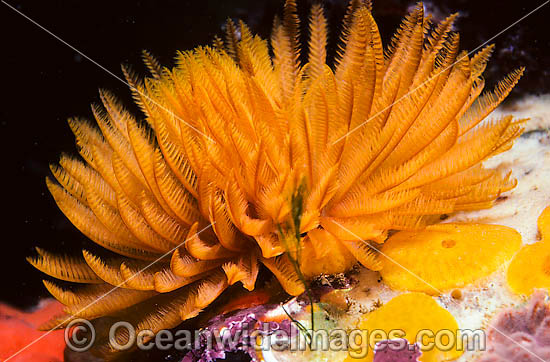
[31,0,525,356]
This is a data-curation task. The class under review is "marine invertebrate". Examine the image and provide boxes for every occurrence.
[347,292,461,362]
[28,0,525,354]
[379,223,522,293]
[479,290,550,362]
[507,206,550,295]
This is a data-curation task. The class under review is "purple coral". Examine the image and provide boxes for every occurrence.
[479,291,550,362]
[182,275,355,362]
[181,304,297,362]
[373,339,421,362]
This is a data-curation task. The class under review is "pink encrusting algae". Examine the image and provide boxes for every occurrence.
[0,299,66,362]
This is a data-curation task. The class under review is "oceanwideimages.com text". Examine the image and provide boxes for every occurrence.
[65,318,487,358]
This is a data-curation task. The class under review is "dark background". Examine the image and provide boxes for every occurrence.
[2,0,549,309]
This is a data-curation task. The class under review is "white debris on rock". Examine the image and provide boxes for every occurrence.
[494,94,550,133]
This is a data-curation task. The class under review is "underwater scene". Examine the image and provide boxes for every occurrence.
[2,0,550,361]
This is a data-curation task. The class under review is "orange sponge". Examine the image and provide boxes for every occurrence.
[347,292,462,362]
[507,206,550,295]
[380,223,521,294]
